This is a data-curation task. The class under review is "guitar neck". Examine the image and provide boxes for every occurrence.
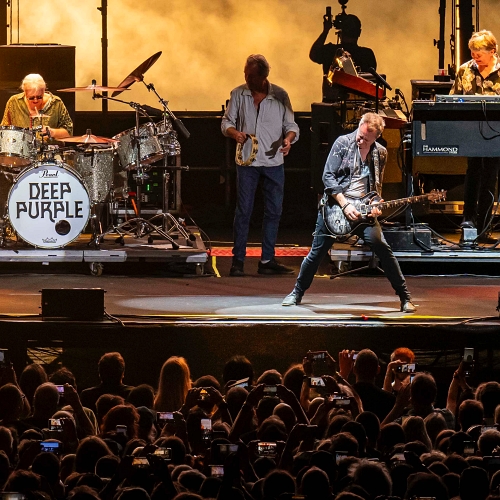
[377,194,431,211]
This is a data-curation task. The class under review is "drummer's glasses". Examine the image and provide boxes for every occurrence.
[27,95,43,101]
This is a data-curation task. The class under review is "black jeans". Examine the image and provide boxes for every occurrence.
[294,210,411,302]
[463,157,500,232]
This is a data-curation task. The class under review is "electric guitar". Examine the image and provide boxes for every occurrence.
[322,189,447,241]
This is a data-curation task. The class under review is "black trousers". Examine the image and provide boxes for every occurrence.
[463,157,500,232]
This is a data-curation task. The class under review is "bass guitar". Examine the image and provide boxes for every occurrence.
[322,189,446,241]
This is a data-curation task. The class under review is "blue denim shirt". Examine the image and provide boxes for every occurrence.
[221,82,299,167]
[322,129,387,197]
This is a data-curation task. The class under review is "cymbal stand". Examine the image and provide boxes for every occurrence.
[91,91,180,249]
[140,80,195,243]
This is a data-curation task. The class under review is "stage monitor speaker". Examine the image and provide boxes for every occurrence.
[0,44,75,122]
[311,102,343,194]
[41,288,105,320]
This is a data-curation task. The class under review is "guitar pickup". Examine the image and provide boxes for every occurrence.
[359,204,370,216]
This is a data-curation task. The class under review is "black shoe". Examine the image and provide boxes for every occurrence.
[400,300,417,313]
[229,259,245,277]
[258,258,294,275]
[460,220,475,229]
[282,290,302,306]
[477,234,498,244]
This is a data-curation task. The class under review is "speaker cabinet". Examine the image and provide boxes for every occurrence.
[0,45,75,122]
[310,102,343,194]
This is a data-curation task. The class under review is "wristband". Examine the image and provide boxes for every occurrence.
[341,202,351,211]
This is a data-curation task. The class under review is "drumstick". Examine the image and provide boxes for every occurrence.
[130,197,139,216]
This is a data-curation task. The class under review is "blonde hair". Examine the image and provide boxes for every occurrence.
[154,356,191,412]
[21,74,46,93]
[469,30,498,52]
[359,112,385,137]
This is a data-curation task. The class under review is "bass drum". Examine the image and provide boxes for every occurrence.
[7,162,91,248]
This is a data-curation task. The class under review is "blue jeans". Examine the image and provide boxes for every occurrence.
[294,210,410,301]
[233,165,284,262]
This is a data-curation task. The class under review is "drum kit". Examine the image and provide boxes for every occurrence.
[0,52,192,251]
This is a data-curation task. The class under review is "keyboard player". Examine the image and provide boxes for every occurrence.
[450,30,500,244]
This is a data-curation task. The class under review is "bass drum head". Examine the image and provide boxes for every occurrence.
[7,162,91,248]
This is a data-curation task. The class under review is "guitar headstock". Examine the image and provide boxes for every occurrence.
[428,189,447,202]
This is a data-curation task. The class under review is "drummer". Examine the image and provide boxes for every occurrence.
[1,73,73,139]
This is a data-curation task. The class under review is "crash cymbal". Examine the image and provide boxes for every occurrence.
[57,84,130,92]
[112,51,162,97]
[61,130,119,144]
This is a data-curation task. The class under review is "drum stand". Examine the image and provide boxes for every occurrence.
[91,96,182,249]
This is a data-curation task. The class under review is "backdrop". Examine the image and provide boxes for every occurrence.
[9,0,500,111]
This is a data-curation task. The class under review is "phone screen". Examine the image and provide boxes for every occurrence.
[463,347,474,362]
[309,377,325,387]
[157,412,174,421]
[263,385,277,395]
[257,442,277,457]
[40,441,61,454]
[49,418,63,432]
[201,418,212,442]
[210,465,224,477]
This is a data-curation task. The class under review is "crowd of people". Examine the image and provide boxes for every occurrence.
[0,347,497,499]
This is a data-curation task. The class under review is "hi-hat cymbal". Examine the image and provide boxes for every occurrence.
[57,84,130,92]
[112,51,162,97]
[61,130,119,144]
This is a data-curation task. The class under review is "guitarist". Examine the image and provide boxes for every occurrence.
[282,112,417,313]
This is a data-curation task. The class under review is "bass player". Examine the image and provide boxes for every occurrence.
[282,112,416,312]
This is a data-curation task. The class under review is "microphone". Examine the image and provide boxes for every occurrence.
[141,104,164,117]
[368,67,392,91]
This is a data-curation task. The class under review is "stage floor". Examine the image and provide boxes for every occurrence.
[1,270,499,325]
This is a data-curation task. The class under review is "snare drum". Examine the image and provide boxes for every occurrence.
[63,147,116,203]
[0,126,35,168]
[7,162,91,248]
[113,122,166,170]
[156,119,181,156]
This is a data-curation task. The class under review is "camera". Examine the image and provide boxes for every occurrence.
[49,418,63,432]
[257,442,277,458]
[199,388,210,401]
[310,351,327,361]
[40,441,62,454]
[55,385,65,395]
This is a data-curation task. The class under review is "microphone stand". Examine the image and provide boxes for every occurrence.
[368,67,392,113]
[91,90,180,249]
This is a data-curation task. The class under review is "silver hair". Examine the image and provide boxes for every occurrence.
[246,54,270,77]
[21,74,46,93]
[359,112,385,137]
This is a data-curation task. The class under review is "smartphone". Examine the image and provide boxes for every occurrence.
[199,389,210,401]
[55,385,65,395]
[309,376,325,387]
[410,374,416,383]
[463,347,474,363]
[132,457,150,468]
[335,451,348,465]
[228,377,249,389]
[40,441,62,454]
[218,443,239,456]
[328,394,350,406]
[210,465,224,478]
[352,352,358,361]
[263,385,277,396]
[157,412,174,423]
[1,493,27,500]
[481,425,499,434]
[463,347,474,377]
[391,452,406,462]
[201,418,212,442]
[310,351,327,361]
[396,363,416,373]
[257,441,277,458]
[153,447,172,460]
[463,440,475,456]
[0,350,7,366]
[116,425,127,435]
[49,418,63,432]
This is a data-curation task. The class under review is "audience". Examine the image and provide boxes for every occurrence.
[0,345,495,499]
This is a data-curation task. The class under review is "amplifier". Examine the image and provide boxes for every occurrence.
[383,229,432,251]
